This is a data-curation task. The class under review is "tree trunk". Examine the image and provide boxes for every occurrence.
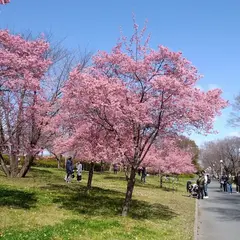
[57,159,61,169]
[0,153,10,177]
[18,155,35,177]
[124,165,130,181]
[122,166,136,216]
[87,162,94,190]
[9,154,18,177]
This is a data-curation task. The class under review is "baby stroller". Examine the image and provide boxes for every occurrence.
[186,180,198,198]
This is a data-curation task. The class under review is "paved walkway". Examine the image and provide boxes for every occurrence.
[197,181,240,240]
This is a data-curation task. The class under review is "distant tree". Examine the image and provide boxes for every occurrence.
[228,93,240,128]
[146,138,195,174]
[200,137,240,175]
[177,136,201,172]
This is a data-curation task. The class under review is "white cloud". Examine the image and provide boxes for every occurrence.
[228,131,240,137]
[208,84,220,90]
[195,84,204,91]
[195,83,221,92]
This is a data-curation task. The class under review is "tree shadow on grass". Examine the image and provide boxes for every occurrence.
[30,168,53,175]
[29,168,64,182]
[47,184,177,220]
[104,176,161,190]
[0,187,37,209]
[134,182,161,189]
[104,176,127,181]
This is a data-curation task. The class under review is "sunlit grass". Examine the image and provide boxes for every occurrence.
[0,168,195,240]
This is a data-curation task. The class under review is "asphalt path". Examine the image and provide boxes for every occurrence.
[197,180,240,240]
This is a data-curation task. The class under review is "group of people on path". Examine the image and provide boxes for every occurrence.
[187,171,211,199]
[196,170,211,199]
[219,173,240,194]
[65,157,82,183]
[188,171,240,199]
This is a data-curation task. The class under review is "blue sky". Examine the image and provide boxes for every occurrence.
[1,0,239,146]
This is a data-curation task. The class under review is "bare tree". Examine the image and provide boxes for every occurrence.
[228,93,240,128]
[200,137,240,176]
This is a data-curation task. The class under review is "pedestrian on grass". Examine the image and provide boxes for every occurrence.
[76,161,82,182]
[141,167,147,183]
[138,167,142,176]
[65,157,74,183]
[113,163,118,174]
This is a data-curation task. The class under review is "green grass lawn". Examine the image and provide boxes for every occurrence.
[0,168,196,240]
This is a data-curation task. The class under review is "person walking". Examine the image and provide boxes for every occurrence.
[203,171,209,199]
[220,175,224,191]
[141,167,147,183]
[197,173,205,200]
[223,174,228,192]
[138,167,142,176]
[76,161,83,182]
[65,157,74,183]
[113,163,118,174]
[227,173,233,194]
[236,173,240,193]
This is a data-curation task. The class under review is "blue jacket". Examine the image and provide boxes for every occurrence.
[66,159,73,174]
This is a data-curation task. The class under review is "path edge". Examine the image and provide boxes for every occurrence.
[194,199,198,240]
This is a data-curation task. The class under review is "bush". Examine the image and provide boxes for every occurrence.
[33,156,65,168]
[32,157,111,172]
[178,173,196,178]
[1,154,25,165]
[81,161,110,172]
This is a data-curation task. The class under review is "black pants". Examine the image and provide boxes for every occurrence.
[198,186,204,199]
[141,175,146,183]
[223,183,227,192]
[236,185,240,192]
[77,175,82,181]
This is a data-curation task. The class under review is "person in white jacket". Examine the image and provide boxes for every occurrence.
[76,162,83,182]
[203,171,209,198]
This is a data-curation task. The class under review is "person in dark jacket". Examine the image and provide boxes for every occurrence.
[65,157,73,183]
[113,163,118,174]
[220,175,224,191]
[223,174,228,192]
[141,167,147,183]
[197,173,205,199]
[236,173,240,193]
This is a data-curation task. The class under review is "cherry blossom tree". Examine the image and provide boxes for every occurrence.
[61,22,227,216]
[0,0,10,5]
[53,114,123,190]
[156,142,195,175]
[0,29,89,177]
[177,136,200,171]
[143,138,195,187]
[0,30,52,177]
